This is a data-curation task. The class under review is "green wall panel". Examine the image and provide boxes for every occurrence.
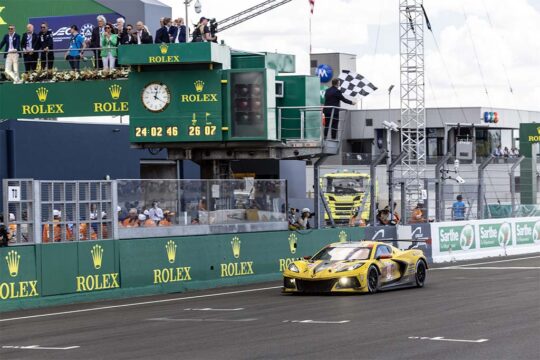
[129,69,223,143]
[0,80,129,119]
[40,242,78,296]
[118,43,228,66]
[0,246,40,301]
[1,227,365,310]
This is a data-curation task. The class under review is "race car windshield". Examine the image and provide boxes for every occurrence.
[311,247,371,261]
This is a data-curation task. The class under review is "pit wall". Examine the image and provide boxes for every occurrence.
[431,217,540,263]
[0,227,364,312]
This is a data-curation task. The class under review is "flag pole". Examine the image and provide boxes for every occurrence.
[309,15,312,54]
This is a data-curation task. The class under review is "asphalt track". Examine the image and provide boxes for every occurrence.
[1,255,539,360]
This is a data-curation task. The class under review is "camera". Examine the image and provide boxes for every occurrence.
[209,18,218,43]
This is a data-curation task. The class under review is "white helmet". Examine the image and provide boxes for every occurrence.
[302,208,311,213]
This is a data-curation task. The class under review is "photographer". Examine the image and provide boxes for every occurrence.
[0,214,11,247]
[191,17,216,43]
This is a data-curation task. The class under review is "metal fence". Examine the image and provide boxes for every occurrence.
[2,178,287,244]
[312,151,540,228]
[39,181,114,243]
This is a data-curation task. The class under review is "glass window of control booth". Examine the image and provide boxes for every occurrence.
[476,128,501,158]
[231,72,265,138]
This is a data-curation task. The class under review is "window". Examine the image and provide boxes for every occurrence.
[366,118,373,126]
[310,60,318,68]
[375,245,392,258]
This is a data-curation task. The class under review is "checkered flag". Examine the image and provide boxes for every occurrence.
[338,70,378,98]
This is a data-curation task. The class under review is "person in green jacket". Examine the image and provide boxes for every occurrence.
[101,23,118,71]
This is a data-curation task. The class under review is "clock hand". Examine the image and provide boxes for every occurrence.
[155,95,168,103]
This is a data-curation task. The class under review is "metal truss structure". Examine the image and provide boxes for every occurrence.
[399,0,426,209]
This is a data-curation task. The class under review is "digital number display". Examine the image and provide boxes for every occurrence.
[188,125,217,137]
[135,126,178,138]
[134,125,218,139]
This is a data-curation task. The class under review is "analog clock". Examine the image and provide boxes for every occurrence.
[141,82,171,112]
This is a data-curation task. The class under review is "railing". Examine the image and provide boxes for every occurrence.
[2,178,287,244]
[0,47,129,83]
[277,106,347,142]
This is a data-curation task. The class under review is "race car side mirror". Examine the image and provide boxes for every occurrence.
[303,256,312,260]
[377,254,392,260]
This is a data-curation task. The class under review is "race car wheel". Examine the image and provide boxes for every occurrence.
[415,260,427,288]
[367,266,379,293]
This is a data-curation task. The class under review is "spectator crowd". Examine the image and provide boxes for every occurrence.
[1,14,216,83]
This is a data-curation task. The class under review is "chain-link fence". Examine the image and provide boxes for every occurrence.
[311,152,540,227]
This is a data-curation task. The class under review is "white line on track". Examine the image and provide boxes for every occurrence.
[0,286,282,323]
[283,320,350,324]
[440,266,540,270]
[431,255,540,270]
[184,308,244,311]
[2,345,80,350]
[147,317,257,322]
[408,336,489,343]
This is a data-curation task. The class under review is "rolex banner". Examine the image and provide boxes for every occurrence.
[0,80,129,119]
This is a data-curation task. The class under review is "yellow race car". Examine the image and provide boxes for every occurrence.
[282,241,427,294]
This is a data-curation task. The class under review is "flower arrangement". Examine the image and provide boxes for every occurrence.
[20,67,131,83]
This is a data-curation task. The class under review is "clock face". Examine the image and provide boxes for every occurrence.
[141,82,171,112]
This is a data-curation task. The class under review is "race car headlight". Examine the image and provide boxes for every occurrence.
[336,263,364,272]
[288,263,300,273]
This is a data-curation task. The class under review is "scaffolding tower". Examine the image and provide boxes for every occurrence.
[399,0,426,210]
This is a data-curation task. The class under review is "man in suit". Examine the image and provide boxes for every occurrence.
[135,21,152,44]
[0,25,21,82]
[323,78,356,139]
[154,17,171,44]
[37,22,54,70]
[90,15,106,69]
[116,17,131,45]
[124,24,135,44]
[169,18,186,43]
[21,24,39,73]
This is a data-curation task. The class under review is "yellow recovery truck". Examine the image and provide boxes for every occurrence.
[322,171,374,224]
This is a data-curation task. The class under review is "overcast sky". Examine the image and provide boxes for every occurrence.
[158,0,540,112]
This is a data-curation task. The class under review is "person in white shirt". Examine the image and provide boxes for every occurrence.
[0,25,21,83]
[148,201,164,222]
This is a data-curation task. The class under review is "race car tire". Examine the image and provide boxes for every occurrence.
[415,260,427,288]
[367,266,379,293]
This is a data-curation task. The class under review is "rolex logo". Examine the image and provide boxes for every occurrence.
[194,80,205,93]
[5,250,20,277]
[109,84,122,100]
[166,240,177,264]
[231,236,241,259]
[91,244,104,270]
[159,43,169,55]
[339,230,348,243]
[537,126,540,135]
[36,87,48,102]
[0,7,6,26]
[288,233,297,254]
